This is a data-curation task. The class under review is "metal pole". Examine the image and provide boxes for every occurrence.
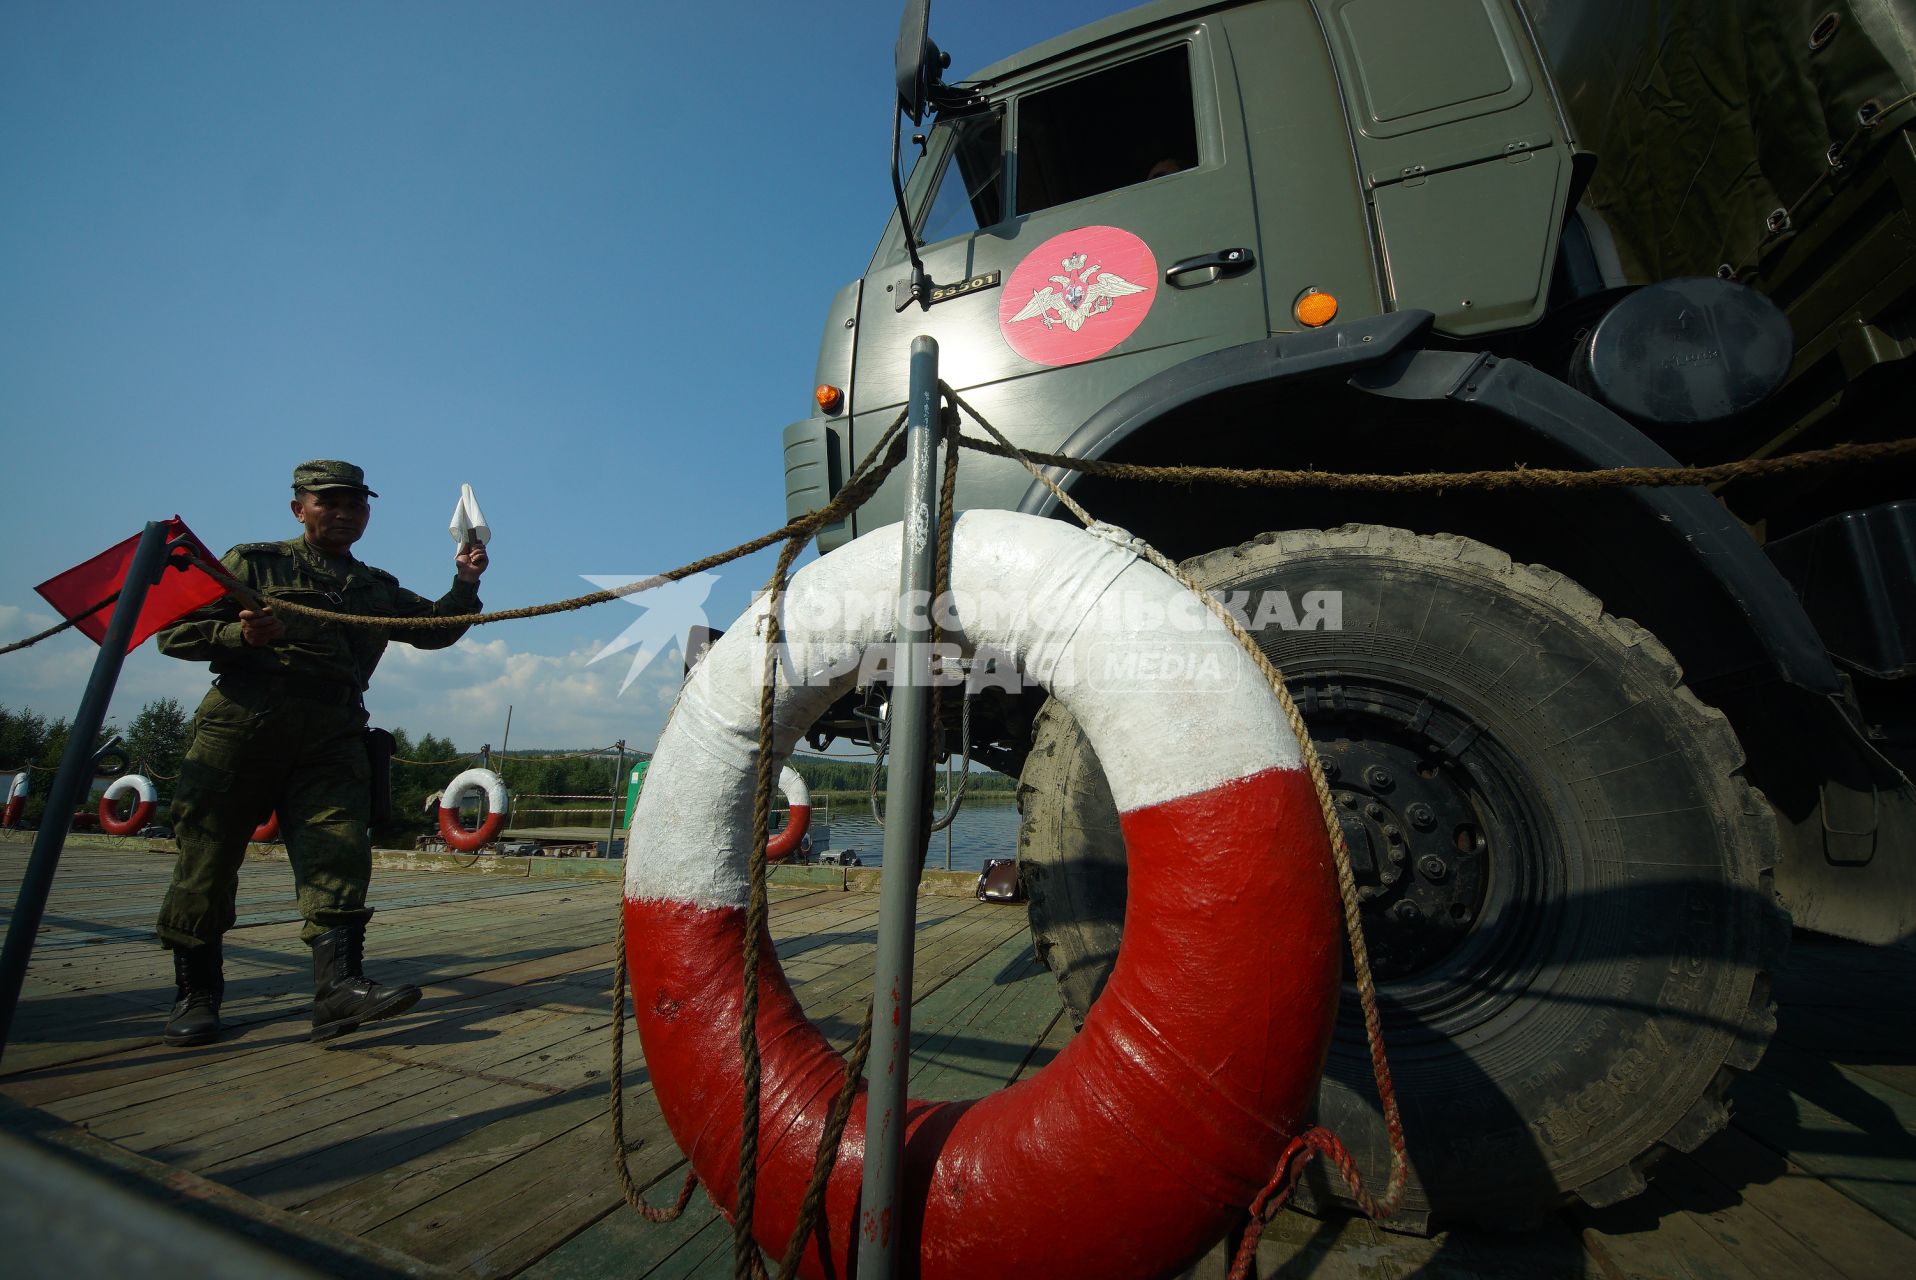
[856,335,940,1279]
[606,740,625,857]
[0,521,172,1057]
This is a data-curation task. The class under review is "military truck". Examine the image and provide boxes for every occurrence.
[779,0,1916,1230]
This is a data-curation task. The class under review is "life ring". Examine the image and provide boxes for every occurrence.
[3,771,27,828]
[624,511,1340,1278]
[99,774,159,836]
[252,813,281,842]
[438,768,508,852]
[765,766,811,862]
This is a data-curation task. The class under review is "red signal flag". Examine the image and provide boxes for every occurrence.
[34,517,226,653]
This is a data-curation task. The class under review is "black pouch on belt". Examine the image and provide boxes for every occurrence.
[364,728,396,825]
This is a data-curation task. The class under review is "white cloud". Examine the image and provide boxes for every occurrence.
[0,599,680,754]
[0,604,58,635]
[371,634,683,751]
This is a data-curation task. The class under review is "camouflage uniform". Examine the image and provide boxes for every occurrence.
[155,476,481,950]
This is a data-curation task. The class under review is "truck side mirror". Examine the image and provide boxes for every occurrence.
[896,0,932,125]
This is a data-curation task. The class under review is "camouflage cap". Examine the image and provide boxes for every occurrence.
[292,460,378,497]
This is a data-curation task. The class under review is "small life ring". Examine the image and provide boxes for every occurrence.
[99,774,159,836]
[438,768,508,852]
[765,766,811,862]
[252,813,281,842]
[624,511,1340,1278]
[3,771,27,828]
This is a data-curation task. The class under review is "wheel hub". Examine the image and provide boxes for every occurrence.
[1318,729,1489,981]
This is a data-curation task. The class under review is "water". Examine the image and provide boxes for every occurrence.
[806,797,1021,872]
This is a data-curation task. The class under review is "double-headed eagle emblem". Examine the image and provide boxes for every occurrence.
[1010,252,1146,332]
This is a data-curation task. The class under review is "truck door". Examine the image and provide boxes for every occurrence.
[848,21,1268,535]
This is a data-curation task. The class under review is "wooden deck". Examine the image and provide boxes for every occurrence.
[2,837,1913,1278]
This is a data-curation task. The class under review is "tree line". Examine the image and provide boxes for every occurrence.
[3,700,1011,840]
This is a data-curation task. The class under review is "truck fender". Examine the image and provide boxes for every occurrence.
[1017,321,1839,698]
[1016,323,1916,944]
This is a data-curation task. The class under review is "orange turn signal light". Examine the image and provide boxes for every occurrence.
[815,384,844,414]
[1294,289,1339,328]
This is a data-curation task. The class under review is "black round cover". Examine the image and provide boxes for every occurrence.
[1572,277,1795,424]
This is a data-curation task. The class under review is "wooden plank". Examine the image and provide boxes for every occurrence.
[99,1059,423,1169]
[0,936,617,1106]
[1684,1125,1916,1280]
[296,1089,619,1236]
[1581,1195,1769,1280]
[358,1096,647,1275]
[0,1095,460,1280]
[908,933,1060,1101]
[1730,1042,1916,1238]
[636,1208,735,1280]
[1645,1145,1863,1280]
[231,1079,552,1210]
[1011,1000,1074,1083]
[517,1170,717,1280]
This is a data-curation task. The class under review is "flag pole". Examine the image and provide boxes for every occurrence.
[0,520,175,1057]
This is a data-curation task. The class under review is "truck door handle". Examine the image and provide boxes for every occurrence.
[1165,247,1256,287]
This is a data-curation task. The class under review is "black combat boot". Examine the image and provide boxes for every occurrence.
[309,922,421,1042]
[163,941,224,1047]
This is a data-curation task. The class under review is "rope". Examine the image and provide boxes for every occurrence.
[737,530,809,1279]
[927,693,971,834]
[265,409,907,634]
[0,591,120,655]
[955,430,1916,493]
[393,755,472,767]
[774,1004,875,1278]
[610,906,703,1221]
[766,408,961,1276]
[738,412,910,1278]
[14,422,1902,661]
[947,386,1411,1242]
[604,413,909,1266]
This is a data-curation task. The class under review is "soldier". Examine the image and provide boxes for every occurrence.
[154,460,491,1046]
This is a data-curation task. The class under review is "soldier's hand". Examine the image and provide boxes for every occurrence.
[456,541,489,584]
[238,607,285,647]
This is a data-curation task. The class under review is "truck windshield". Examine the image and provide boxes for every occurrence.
[916,109,1006,244]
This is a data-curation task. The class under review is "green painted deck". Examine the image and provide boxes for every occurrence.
[2,836,1913,1279]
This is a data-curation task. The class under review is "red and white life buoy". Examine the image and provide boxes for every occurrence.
[99,774,159,835]
[3,771,28,828]
[765,766,811,862]
[623,511,1340,1279]
[252,813,281,842]
[438,768,508,852]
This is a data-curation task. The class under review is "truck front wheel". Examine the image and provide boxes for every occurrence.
[1018,525,1785,1230]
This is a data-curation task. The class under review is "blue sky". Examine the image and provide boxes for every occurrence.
[0,0,1121,752]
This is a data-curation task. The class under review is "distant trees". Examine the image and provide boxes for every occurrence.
[1,704,106,823]
[0,705,50,774]
[126,697,190,780]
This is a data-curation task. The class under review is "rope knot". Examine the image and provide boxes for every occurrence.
[1085,521,1147,556]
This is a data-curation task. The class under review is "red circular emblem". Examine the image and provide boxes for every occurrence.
[998,225,1159,367]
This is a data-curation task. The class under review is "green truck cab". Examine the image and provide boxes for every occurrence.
[782,0,1915,1230]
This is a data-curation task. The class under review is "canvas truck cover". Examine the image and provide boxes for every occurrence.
[1530,0,1914,286]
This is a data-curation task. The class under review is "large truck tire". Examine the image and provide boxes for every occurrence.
[1018,525,1787,1231]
